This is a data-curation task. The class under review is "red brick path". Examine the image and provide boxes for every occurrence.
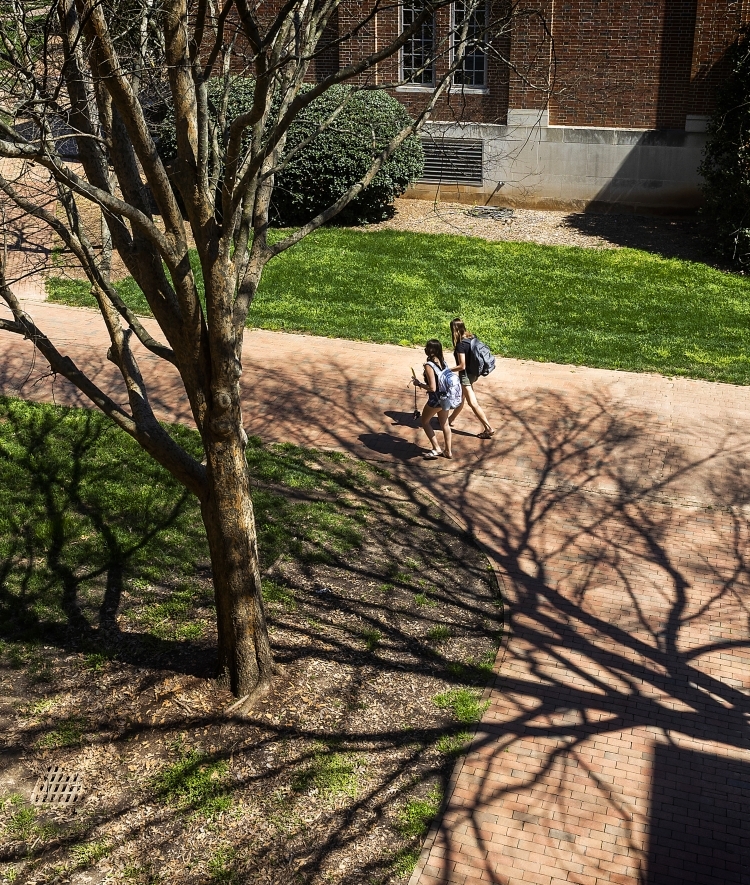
[2,300,750,885]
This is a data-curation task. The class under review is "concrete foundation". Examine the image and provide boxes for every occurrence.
[409,112,708,214]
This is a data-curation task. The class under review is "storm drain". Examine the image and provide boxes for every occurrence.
[31,766,83,807]
[466,206,514,221]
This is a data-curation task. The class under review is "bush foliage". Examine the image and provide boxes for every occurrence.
[273,85,424,224]
[154,80,423,225]
[700,27,750,267]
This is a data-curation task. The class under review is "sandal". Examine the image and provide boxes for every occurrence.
[422,449,442,459]
[477,429,495,440]
[441,452,453,460]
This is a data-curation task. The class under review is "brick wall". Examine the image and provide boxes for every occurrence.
[336,2,510,126]
[507,0,554,111]
[547,0,746,129]
[688,0,748,116]
[338,1,746,129]
[221,1,746,131]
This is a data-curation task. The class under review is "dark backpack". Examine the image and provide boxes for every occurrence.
[469,336,496,376]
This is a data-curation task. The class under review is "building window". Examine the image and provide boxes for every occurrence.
[401,1,435,86]
[452,0,488,89]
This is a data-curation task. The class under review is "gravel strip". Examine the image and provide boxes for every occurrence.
[361,198,711,264]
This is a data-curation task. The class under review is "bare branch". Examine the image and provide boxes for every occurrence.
[0,166,175,365]
[266,66,453,259]
[78,0,187,237]
[0,317,24,335]
[0,265,205,495]
[202,0,235,79]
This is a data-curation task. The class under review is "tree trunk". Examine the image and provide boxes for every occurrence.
[200,431,274,697]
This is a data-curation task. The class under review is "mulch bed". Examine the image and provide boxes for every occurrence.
[0,457,501,885]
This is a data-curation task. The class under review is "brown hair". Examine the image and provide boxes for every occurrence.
[450,318,471,348]
[424,339,446,370]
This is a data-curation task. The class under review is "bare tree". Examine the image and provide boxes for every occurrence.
[0,0,537,702]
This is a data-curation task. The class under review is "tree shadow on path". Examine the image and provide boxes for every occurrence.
[395,388,750,884]
[2,329,750,883]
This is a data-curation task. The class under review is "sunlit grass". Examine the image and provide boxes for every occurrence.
[48,228,750,383]
[154,749,231,818]
[432,687,489,723]
[291,746,359,798]
[396,785,442,837]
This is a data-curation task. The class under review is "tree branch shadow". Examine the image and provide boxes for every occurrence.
[3,331,750,882]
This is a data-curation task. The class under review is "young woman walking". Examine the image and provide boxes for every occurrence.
[412,339,453,459]
[449,317,494,439]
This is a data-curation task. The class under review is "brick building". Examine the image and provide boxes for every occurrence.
[320,0,749,212]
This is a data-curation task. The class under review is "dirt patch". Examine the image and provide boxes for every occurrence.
[364,198,712,265]
[0,449,501,885]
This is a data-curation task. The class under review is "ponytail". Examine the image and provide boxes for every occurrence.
[424,339,446,370]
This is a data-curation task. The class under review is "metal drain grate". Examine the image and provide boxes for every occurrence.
[466,206,514,221]
[31,766,83,807]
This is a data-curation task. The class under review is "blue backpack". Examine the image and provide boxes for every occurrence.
[469,336,496,377]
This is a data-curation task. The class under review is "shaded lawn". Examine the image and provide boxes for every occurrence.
[46,228,750,384]
[0,397,500,884]
[0,396,380,648]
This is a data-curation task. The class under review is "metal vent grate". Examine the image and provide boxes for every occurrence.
[31,766,83,807]
[420,138,483,185]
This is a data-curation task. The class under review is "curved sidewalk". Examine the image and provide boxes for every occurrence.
[2,300,750,885]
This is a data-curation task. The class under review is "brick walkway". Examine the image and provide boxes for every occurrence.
[1,299,750,885]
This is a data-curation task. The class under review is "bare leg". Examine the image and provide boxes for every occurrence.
[437,410,453,457]
[464,385,493,434]
[420,404,442,453]
[449,395,465,426]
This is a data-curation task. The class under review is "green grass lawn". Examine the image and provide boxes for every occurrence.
[0,397,501,883]
[46,228,750,384]
[0,396,369,646]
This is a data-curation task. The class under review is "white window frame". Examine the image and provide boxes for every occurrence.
[399,0,436,88]
[451,0,489,92]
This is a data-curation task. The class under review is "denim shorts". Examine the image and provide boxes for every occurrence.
[427,391,441,409]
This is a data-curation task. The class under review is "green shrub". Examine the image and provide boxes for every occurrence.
[153,79,424,225]
[274,84,424,224]
[153,77,256,168]
[699,26,750,267]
